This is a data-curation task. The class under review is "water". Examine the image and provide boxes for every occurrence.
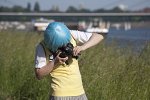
[105,28,150,53]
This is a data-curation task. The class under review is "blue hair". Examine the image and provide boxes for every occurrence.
[44,22,71,52]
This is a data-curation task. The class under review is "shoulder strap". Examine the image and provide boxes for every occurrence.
[40,40,46,56]
[70,35,77,47]
[40,40,53,61]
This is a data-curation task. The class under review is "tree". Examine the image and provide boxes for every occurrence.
[78,8,91,13]
[66,6,78,13]
[93,8,106,13]
[34,1,40,12]
[50,5,60,12]
[110,7,124,13]
[26,2,31,12]
[12,5,25,12]
[0,6,11,12]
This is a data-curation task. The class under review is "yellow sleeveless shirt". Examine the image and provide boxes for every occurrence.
[41,36,85,96]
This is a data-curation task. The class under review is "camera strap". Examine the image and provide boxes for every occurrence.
[40,40,55,61]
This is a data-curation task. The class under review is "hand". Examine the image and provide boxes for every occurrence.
[54,52,68,65]
[73,46,84,56]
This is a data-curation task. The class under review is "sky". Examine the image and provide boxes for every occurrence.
[0,0,150,11]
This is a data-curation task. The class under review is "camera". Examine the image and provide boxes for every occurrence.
[58,43,78,59]
[54,43,78,65]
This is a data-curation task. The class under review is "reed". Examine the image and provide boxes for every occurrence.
[0,31,149,100]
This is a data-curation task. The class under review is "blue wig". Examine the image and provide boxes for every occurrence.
[44,22,71,52]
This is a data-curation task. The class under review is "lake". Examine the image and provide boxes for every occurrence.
[105,28,150,52]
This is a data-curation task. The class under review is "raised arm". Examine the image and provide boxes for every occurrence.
[71,31,104,56]
[80,33,103,50]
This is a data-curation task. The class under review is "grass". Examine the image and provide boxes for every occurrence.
[0,30,150,100]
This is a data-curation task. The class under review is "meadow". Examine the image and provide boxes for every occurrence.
[0,31,149,100]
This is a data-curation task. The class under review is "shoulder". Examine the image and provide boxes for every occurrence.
[35,43,46,58]
[36,43,43,52]
[70,30,92,37]
[35,43,47,68]
[69,30,92,44]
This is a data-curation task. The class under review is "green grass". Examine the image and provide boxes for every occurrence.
[0,30,150,100]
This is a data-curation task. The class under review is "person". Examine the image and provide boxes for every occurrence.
[34,22,104,100]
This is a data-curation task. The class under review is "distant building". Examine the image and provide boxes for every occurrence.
[142,7,150,13]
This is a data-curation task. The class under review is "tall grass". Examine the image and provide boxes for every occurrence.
[0,31,50,100]
[0,31,150,100]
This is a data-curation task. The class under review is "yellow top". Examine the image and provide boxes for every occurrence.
[49,36,85,96]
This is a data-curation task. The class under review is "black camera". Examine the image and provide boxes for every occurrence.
[55,43,78,65]
[58,43,78,59]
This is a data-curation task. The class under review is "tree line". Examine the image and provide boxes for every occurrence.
[0,1,140,13]
[0,2,149,22]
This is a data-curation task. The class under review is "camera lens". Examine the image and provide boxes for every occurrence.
[59,52,67,58]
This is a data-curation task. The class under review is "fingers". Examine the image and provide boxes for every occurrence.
[73,46,82,56]
[59,57,68,63]
[55,52,68,64]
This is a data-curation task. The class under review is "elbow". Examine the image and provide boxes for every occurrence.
[36,74,42,80]
[99,33,107,39]
[96,33,104,42]
[100,34,104,40]
[94,33,104,40]
[35,69,43,80]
